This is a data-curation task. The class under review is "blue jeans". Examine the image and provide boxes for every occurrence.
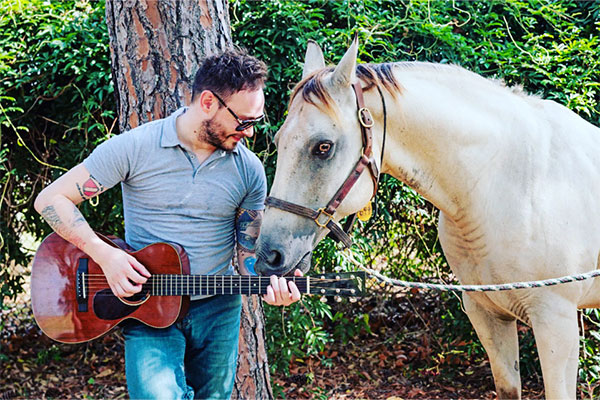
[122,295,242,400]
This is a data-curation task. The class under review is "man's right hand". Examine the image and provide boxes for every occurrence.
[94,246,151,298]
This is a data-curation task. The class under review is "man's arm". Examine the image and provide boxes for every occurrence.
[34,163,150,298]
[235,208,301,306]
[235,208,262,275]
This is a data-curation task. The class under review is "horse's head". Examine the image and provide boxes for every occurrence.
[255,38,380,276]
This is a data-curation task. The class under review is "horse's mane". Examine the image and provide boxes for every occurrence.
[290,62,535,114]
[289,63,402,114]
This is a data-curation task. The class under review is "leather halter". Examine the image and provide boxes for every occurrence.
[265,82,380,248]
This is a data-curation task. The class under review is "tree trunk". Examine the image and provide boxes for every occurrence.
[105,0,232,133]
[232,296,274,400]
[104,1,273,398]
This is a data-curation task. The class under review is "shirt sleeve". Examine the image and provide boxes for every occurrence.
[240,156,267,211]
[82,132,134,189]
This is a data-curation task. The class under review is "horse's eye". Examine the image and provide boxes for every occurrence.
[312,141,333,159]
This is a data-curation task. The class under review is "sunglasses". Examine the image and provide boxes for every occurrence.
[210,91,265,132]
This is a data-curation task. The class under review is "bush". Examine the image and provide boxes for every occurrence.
[2,0,600,395]
[0,0,121,304]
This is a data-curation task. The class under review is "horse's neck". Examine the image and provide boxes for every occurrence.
[379,69,527,218]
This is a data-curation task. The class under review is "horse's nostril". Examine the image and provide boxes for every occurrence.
[266,249,282,267]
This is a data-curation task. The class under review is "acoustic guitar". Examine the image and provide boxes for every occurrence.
[31,233,366,344]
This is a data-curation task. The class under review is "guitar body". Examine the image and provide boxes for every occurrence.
[31,233,190,343]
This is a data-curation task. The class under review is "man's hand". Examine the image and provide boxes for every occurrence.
[95,246,151,298]
[263,269,303,306]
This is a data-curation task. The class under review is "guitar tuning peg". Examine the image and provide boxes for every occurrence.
[334,296,342,303]
[320,296,328,303]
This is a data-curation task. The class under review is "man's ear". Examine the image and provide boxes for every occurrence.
[195,90,218,114]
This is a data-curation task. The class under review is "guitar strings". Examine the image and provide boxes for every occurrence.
[81,275,354,285]
[88,289,359,296]
[79,274,361,295]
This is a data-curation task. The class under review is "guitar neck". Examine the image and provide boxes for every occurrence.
[145,274,310,296]
[78,271,364,298]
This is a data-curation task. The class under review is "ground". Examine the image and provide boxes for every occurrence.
[1,289,549,400]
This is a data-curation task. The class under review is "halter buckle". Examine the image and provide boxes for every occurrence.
[315,208,334,228]
[358,107,374,128]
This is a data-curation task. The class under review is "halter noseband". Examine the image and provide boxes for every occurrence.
[265,82,381,248]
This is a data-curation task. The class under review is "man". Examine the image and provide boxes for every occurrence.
[34,48,301,399]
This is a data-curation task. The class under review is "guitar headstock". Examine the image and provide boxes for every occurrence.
[309,271,367,297]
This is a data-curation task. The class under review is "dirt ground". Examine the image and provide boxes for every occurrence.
[0,288,550,400]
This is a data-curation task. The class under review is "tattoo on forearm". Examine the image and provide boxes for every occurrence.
[41,205,62,231]
[236,247,257,275]
[244,256,257,275]
[72,205,86,227]
[236,209,262,252]
[76,175,104,201]
[41,205,88,250]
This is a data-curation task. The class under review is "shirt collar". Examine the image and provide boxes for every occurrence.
[160,107,187,148]
[161,106,240,154]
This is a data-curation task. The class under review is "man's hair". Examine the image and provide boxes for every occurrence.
[192,47,268,102]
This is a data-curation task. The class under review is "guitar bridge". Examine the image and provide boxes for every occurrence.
[76,258,88,312]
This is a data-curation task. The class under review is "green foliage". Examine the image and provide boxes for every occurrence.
[2,0,600,394]
[35,344,61,365]
[263,296,333,375]
[331,310,371,345]
[580,309,600,398]
[0,0,122,306]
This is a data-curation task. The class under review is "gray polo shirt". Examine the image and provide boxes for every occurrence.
[83,107,267,296]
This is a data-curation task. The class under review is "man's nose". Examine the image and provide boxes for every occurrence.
[242,126,254,138]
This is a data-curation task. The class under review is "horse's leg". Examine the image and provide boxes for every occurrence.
[463,293,521,399]
[529,297,579,399]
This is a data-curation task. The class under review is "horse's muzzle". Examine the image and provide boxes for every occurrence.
[255,246,312,276]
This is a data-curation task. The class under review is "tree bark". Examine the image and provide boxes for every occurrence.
[232,296,274,400]
[104,1,272,398]
[105,0,231,132]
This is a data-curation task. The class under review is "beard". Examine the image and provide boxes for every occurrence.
[198,118,239,152]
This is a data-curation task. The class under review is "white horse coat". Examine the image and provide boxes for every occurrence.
[254,39,600,399]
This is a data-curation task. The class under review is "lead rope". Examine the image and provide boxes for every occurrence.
[362,266,600,292]
[341,251,600,292]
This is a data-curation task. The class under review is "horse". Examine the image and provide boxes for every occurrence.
[254,37,600,399]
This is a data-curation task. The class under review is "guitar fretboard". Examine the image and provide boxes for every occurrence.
[144,274,310,296]
[78,272,364,299]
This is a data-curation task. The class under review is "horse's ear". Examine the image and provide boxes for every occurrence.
[330,36,358,88]
[302,40,325,79]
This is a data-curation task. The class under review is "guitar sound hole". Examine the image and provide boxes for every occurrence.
[124,290,148,303]
[93,289,148,320]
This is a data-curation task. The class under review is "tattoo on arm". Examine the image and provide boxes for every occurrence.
[235,209,263,252]
[72,205,86,227]
[236,209,263,275]
[244,257,257,275]
[41,204,88,249]
[76,175,104,202]
[41,205,62,231]
[236,247,258,275]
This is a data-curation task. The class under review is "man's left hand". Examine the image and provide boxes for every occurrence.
[263,269,303,306]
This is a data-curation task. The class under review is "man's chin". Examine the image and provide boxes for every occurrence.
[221,142,238,152]
[224,137,242,150]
